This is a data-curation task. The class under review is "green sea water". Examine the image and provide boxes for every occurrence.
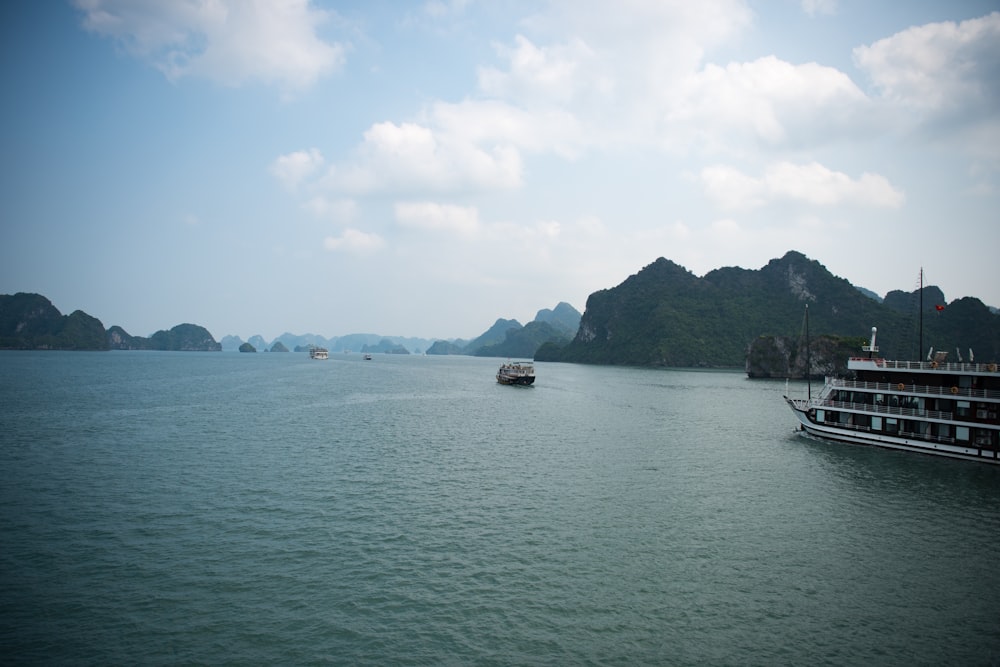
[1,351,998,665]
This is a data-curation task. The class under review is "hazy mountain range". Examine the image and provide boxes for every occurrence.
[221,302,582,356]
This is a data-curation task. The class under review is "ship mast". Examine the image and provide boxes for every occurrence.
[918,267,923,362]
[805,304,811,401]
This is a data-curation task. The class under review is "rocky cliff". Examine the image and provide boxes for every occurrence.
[746,334,865,379]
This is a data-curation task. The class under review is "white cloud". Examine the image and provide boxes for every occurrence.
[271,148,325,191]
[73,0,344,90]
[699,167,767,210]
[476,1,754,149]
[429,100,585,158]
[323,228,384,254]
[297,3,892,203]
[854,12,1000,114]
[700,162,905,210]
[395,202,480,236]
[668,56,870,150]
[479,35,609,107]
[324,120,523,195]
[303,196,357,223]
[801,0,837,17]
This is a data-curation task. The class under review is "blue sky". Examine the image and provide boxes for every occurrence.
[2,1,998,341]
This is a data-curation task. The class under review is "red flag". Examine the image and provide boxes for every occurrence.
[935,304,945,311]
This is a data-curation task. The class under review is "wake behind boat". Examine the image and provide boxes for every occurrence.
[785,326,1000,464]
[497,361,535,386]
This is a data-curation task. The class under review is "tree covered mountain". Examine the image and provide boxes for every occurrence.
[532,302,582,336]
[109,323,221,351]
[474,321,572,358]
[361,338,410,354]
[426,303,582,358]
[0,293,107,350]
[537,251,999,367]
[1,292,221,351]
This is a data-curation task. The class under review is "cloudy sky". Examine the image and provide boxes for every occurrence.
[2,1,998,340]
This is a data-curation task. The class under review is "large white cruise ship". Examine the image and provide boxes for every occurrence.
[785,327,1000,464]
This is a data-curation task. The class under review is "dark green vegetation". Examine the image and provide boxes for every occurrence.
[239,342,256,353]
[1,293,221,351]
[537,251,1000,368]
[0,293,106,350]
[109,323,221,351]
[270,342,289,352]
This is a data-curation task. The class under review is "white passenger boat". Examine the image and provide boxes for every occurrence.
[785,327,1000,464]
[497,361,535,386]
[309,346,329,360]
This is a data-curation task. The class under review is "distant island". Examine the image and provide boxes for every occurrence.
[0,293,221,351]
[220,301,583,360]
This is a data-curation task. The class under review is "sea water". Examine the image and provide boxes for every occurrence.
[1,351,998,665]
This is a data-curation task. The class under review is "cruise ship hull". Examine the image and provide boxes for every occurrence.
[786,397,1000,464]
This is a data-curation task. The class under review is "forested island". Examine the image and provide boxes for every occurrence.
[535,251,999,371]
[0,293,220,351]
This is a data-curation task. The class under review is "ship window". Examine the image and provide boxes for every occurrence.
[956,426,970,442]
[886,418,899,434]
[955,401,971,418]
[974,430,996,448]
[875,394,885,406]
[872,416,882,431]
[815,409,825,422]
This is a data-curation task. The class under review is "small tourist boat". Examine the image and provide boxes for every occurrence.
[497,361,535,386]
[785,326,1000,464]
[309,346,329,360]
[363,353,372,360]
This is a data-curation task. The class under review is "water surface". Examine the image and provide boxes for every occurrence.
[2,351,998,664]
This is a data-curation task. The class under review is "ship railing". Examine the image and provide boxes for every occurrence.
[814,398,953,421]
[819,421,958,445]
[829,378,1000,401]
[854,358,1000,374]
[898,430,956,445]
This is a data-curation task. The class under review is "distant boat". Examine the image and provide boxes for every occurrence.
[363,353,372,361]
[497,361,535,386]
[309,346,329,360]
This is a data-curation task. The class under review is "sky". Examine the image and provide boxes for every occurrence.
[2,0,999,341]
